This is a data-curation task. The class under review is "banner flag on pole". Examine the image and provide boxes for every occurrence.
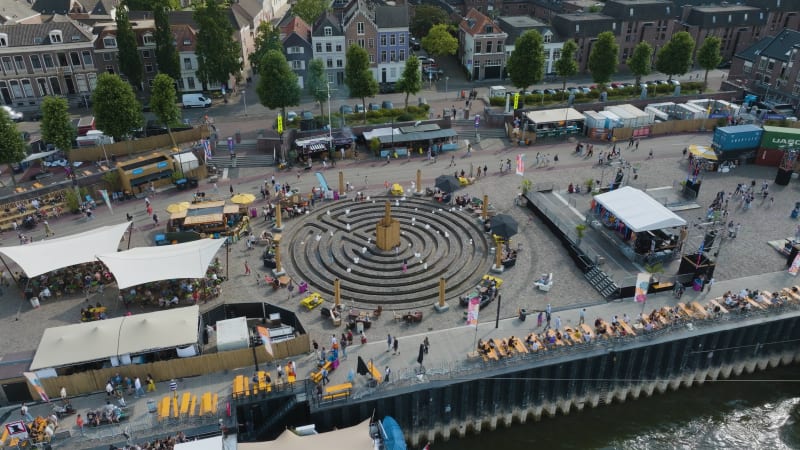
[98,189,112,215]
[23,372,50,403]
[202,138,212,162]
[789,253,800,276]
[515,153,525,176]
[466,297,480,326]
[634,272,650,303]
[255,325,273,356]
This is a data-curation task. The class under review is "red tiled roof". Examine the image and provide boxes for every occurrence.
[280,15,310,41]
[460,8,502,36]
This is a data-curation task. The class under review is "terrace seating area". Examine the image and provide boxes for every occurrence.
[155,391,217,422]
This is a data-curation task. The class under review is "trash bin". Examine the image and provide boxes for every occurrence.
[235,130,241,144]
[30,297,40,308]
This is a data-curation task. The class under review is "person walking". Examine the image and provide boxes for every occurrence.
[21,403,33,422]
[392,336,399,355]
[545,311,551,330]
[146,374,156,392]
[229,184,234,196]
[384,366,391,382]
[579,308,586,325]
[554,316,562,331]
[387,334,392,352]
[321,367,329,385]
[76,414,85,436]
[449,154,455,167]
[43,220,54,237]
[706,277,715,293]
[152,213,159,227]
[134,377,144,397]
[341,339,348,360]
[244,260,251,275]
[276,364,284,383]
[423,337,429,354]
[169,379,178,399]
[546,303,552,316]
[537,311,543,327]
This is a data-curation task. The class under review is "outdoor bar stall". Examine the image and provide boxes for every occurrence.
[590,187,687,264]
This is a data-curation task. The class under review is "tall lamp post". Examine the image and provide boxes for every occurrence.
[445,76,449,99]
[242,89,247,117]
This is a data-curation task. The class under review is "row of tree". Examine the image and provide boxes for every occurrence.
[507,30,722,91]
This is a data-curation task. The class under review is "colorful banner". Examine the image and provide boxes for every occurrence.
[466,297,480,326]
[202,138,212,162]
[98,189,112,215]
[634,272,650,303]
[789,253,800,276]
[255,325,273,356]
[515,153,525,176]
[23,372,49,403]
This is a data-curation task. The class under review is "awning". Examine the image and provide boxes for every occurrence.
[378,128,457,145]
[525,108,585,125]
[594,186,687,232]
[174,436,222,450]
[97,238,226,289]
[688,144,718,161]
[0,222,130,277]
[363,127,401,141]
[30,306,199,370]
[22,150,58,164]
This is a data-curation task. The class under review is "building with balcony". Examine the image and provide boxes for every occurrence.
[459,8,507,81]
[601,0,675,71]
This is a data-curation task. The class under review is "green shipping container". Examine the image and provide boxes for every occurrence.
[760,125,800,150]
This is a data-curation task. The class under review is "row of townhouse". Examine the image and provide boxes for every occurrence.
[0,0,290,107]
[729,28,800,109]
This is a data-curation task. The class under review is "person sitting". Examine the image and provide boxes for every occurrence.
[531,339,540,351]
[477,339,485,352]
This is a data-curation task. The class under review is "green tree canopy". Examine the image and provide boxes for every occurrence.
[410,5,450,39]
[194,0,242,88]
[115,4,143,88]
[588,31,619,84]
[126,0,180,10]
[256,50,301,119]
[305,59,328,117]
[554,39,578,91]
[421,24,458,57]
[292,0,328,26]
[40,96,75,153]
[655,31,696,80]
[506,30,545,89]
[627,41,653,87]
[697,36,722,89]
[0,109,27,186]
[249,22,283,75]
[154,3,180,80]
[150,73,181,145]
[92,73,143,141]
[396,56,422,110]
[344,45,378,121]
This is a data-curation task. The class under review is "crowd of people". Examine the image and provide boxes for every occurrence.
[110,431,190,450]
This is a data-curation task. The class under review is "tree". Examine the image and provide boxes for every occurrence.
[554,39,578,91]
[655,31,696,81]
[421,24,458,57]
[506,30,545,90]
[0,109,26,187]
[292,0,327,26]
[92,73,143,141]
[154,3,180,80]
[697,36,722,90]
[194,0,242,89]
[126,0,180,9]
[344,45,378,122]
[396,56,422,110]
[305,59,328,118]
[627,41,653,87]
[40,96,75,154]
[115,4,143,89]
[410,5,450,39]
[150,73,181,146]
[588,31,619,85]
[256,50,301,120]
[249,22,282,75]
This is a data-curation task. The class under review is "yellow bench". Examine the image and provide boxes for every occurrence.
[366,360,382,383]
[199,392,212,416]
[210,393,218,414]
[189,395,197,417]
[310,361,332,384]
[179,392,191,416]
[172,394,179,418]
[157,396,171,420]
[300,292,324,310]
[257,371,272,393]
[322,382,352,401]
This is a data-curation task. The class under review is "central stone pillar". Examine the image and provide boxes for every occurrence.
[273,237,285,276]
[338,171,347,198]
[273,203,283,231]
[434,276,449,312]
[334,278,341,307]
[375,201,400,251]
[414,169,423,196]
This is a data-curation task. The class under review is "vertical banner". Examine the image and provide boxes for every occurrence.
[634,272,650,303]
[98,189,112,215]
[789,253,800,276]
[202,138,212,162]
[466,297,480,326]
[515,153,525,176]
[255,325,273,356]
[23,372,50,403]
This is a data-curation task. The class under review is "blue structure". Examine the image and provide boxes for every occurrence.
[375,6,410,84]
[712,124,763,152]
[380,416,407,450]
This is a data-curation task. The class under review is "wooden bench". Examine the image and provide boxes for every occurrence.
[322,382,353,401]
[311,361,332,384]
[677,302,694,318]
[466,351,480,360]
[189,395,197,417]
[709,299,728,314]
[157,396,171,420]
[617,319,636,336]
[366,360,383,383]
[745,297,765,310]
[179,392,191,417]
[580,323,596,338]
[511,338,528,353]
[199,392,212,416]
[691,301,709,319]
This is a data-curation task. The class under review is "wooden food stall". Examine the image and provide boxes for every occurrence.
[167,201,249,239]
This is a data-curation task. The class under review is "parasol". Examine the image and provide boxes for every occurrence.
[434,175,461,193]
[490,214,519,239]
[230,193,257,205]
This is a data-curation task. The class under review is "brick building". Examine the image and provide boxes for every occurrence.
[730,28,800,108]
[459,8,507,81]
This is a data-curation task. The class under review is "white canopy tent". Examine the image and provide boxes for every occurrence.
[21,150,58,164]
[593,186,687,232]
[97,238,226,289]
[30,306,199,370]
[174,436,223,450]
[0,222,130,277]
[173,152,200,172]
[524,108,585,125]
[238,419,374,450]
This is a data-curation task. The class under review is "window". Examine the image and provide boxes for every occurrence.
[36,78,48,95]
[88,73,97,90]
[552,49,561,60]
[336,59,343,68]
[758,58,767,70]
[327,58,333,68]
[326,43,332,52]
[0,33,7,47]
[475,42,482,53]
[142,50,151,59]
[21,79,34,97]
[288,46,303,54]
[487,41,493,53]
[57,53,68,67]
[70,52,81,66]
[30,55,42,70]
[14,56,25,71]
[390,67,396,78]
[358,38,365,48]
[767,59,775,71]
[184,58,193,70]
[368,54,374,63]
[543,33,552,43]
[103,36,117,48]
[348,39,354,47]
[335,44,342,52]
[390,34,396,45]
[316,43,323,53]
[82,51,93,66]
[357,22,364,35]
[103,52,113,61]
[145,63,154,73]
[43,54,54,69]
[291,60,303,69]
[147,78,154,87]
[327,73,334,84]
[176,78,184,90]
[49,30,62,43]
[187,76,196,89]
[743,61,752,73]
[381,50,387,62]
[143,33,155,45]
[381,35,387,46]
[1,57,11,72]
[368,38,374,48]
[183,39,191,45]
[390,50,395,62]
[9,80,22,98]
[105,65,114,74]
[75,74,88,93]
[399,34,405,45]
[399,49,405,61]
[324,26,332,36]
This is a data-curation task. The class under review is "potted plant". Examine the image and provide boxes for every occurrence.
[575,224,587,244]
[644,262,664,284]
[521,179,532,195]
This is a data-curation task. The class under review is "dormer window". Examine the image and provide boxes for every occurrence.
[484,25,493,33]
[324,26,332,36]
[0,33,7,47]
[183,39,191,45]
[143,33,155,46]
[103,35,117,48]
[71,35,81,41]
[49,30,63,44]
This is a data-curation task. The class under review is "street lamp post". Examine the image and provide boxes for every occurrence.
[242,89,247,116]
[445,76,449,99]
[327,82,333,161]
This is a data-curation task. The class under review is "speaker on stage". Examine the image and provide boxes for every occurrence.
[775,168,793,186]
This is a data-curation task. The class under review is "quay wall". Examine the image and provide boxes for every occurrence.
[302,312,800,447]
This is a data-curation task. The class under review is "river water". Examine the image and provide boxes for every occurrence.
[434,365,800,450]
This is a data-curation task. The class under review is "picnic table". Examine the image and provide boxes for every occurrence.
[617,319,636,336]
[691,301,709,319]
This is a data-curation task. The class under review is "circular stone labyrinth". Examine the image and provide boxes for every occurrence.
[284,196,492,309]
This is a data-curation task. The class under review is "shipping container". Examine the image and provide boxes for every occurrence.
[598,110,623,128]
[755,148,785,166]
[644,106,667,122]
[614,104,652,126]
[604,106,637,128]
[712,124,763,152]
[760,125,800,150]
[583,111,608,130]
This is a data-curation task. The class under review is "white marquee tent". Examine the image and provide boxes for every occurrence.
[0,222,131,277]
[237,419,374,450]
[30,306,199,370]
[97,238,226,289]
[593,186,687,232]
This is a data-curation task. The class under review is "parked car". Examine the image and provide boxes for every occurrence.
[339,105,353,114]
[1,106,23,122]
[410,38,421,51]
[567,87,579,94]
[578,86,591,94]
[381,100,394,110]
[301,111,314,120]
[286,111,298,121]
[181,93,211,108]
[419,57,435,65]
[668,79,681,86]
[368,103,381,111]
[354,104,365,113]
[532,89,544,95]
[543,88,557,95]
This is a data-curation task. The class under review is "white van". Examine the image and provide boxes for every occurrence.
[182,93,212,109]
[76,130,114,147]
